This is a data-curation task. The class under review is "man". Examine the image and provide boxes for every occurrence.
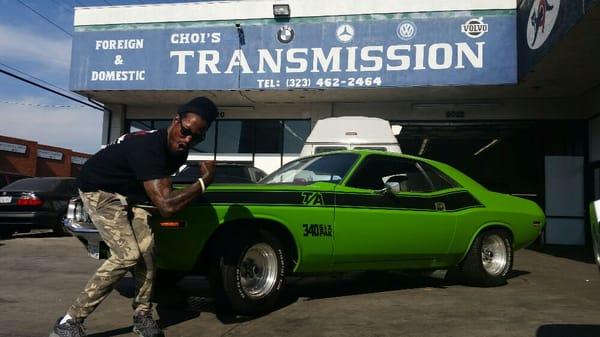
[50,97,218,337]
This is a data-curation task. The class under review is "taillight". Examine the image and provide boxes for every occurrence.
[17,194,43,206]
[159,221,186,229]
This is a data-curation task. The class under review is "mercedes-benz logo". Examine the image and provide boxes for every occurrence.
[277,25,294,43]
[336,24,354,43]
[397,21,417,41]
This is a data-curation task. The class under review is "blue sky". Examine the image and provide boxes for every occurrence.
[0,0,201,154]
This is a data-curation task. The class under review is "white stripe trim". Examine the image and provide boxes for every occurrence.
[74,0,515,26]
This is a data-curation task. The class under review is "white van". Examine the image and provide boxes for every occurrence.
[300,116,401,156]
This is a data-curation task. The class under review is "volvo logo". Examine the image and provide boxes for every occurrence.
[336,24,354,43]
[396,21,416,41]
[461,17,489,38]
[527,0,560,50]
[277,25,294,44]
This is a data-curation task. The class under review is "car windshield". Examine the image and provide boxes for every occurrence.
[0,178,68,192]
[261,153,358,185]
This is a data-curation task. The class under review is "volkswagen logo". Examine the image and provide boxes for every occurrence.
[336,24,355,43]
[396,21,416,41]
[277,25,294,44]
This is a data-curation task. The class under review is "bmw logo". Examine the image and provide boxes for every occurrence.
[336,24,355,43]
[277,25,294,43]
[396,21,417,41]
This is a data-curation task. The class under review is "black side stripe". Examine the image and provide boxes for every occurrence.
[196,190,483,212]
[197,191,335,206]
[334,191,482,211]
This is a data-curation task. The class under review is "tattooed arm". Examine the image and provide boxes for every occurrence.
[143,161,215,218]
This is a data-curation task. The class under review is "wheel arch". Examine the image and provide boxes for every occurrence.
[458,222,514,264]
[194,216,299,274]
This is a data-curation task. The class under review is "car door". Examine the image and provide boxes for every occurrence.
[332,154,458,268]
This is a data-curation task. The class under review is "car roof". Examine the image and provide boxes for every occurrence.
[303,149,437,164]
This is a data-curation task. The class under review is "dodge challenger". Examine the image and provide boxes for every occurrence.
[64,150,545,315]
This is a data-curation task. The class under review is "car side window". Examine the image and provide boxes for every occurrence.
[346,155,434,192]
[418,162,460,190]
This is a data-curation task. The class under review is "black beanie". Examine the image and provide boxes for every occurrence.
[177,97,218,126]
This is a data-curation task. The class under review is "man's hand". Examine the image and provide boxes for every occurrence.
[199,161,216,186]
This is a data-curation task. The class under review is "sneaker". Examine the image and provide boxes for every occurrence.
[49,317,86,337]
[133,311,164,337]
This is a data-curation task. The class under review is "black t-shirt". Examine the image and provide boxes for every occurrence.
[79,128,187,203]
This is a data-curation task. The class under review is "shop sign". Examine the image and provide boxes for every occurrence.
[38,149,63,161]
[518,0,600,77]
[71,10,517,91]
[0,141,27,154]
[71,156,88,165]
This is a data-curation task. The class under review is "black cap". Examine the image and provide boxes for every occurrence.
[177,97,218,126]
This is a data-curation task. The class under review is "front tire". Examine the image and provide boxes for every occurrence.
[459,229,513,287]
[211,229,287,316]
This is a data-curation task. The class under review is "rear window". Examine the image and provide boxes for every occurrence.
[314,146,347,154]
[353,147,387,152]
[0,178,69,192]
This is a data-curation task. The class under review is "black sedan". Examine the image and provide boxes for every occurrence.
[0,177,78,239]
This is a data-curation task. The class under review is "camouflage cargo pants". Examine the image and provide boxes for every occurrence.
[67,190,155,319]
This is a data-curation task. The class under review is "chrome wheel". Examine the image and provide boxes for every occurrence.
[481,234,508,276]
[239,243,278,299]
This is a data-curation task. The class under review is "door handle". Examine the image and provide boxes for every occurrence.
[434,202,446,211]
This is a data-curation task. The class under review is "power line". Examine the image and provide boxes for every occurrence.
[1,100,88,109]
[0,66,104,112]
[0,62,94,106]
[16,0,72,37]
[50,0,74,12]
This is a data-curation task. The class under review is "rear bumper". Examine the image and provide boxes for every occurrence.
[63,218,109,258]
[0,211,59,230]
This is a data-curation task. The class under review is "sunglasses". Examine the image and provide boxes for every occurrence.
[177,118,206,144]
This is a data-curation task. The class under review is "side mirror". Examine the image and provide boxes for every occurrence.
[383,182,400,195]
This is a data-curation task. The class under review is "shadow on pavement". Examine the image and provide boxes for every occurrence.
[528,244,595,264]
[105,268,532,332]
[112,275,250,331]
[284,270,449,302]
[507,269,530,278]
[537,324,600,337]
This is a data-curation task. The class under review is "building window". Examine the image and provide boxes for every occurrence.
[126,119,310,157]
[283,120,311,154]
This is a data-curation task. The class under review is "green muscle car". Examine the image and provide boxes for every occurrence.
[64,150,545,315]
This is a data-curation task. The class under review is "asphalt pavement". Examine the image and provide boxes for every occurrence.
[0,231,599,337]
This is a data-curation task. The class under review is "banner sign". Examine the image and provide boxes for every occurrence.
[70,11,517,91]
[71,156,88,165]
[0,141,27,154]
[38,149,63,161]
[518,0,600,77]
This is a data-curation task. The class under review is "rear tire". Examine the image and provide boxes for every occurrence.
[210,229,287,316]
[459,229,513,287]
[52,214,68,235]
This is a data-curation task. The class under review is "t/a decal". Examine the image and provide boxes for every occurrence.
[303,224,333,237]
[301,192,325,206]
